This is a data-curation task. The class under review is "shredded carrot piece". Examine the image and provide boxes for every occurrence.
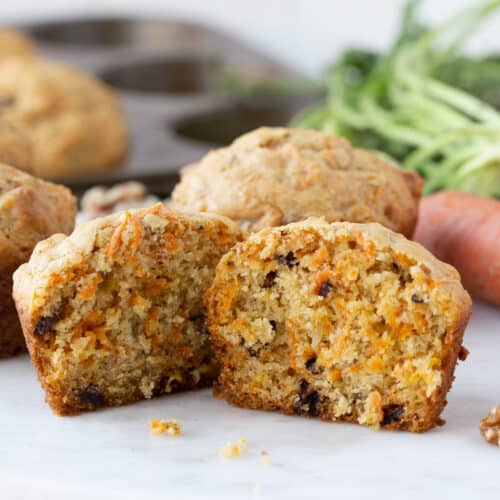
[80,275,103,300]
[165,232,179,252]
[105,212,144,257]
[106,212,131,257]
[144,278,168,297]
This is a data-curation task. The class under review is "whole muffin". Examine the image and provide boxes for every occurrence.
[13,205,243,414]
[170,127,423,237]
[206,218,471,432]
[0,120,33,172]
[0,59,127,180]
[0,27,36,62]
[0,164,76,357]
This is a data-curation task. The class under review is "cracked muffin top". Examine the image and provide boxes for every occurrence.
[0,58,127,180]
[0,27,36,62]
[170,127,423,237]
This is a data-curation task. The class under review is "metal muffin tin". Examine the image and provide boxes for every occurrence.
[22,18,320,196]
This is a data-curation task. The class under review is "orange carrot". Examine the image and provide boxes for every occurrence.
[413,191,500,307]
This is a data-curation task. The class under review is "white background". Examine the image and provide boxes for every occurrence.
[1,0,500,76]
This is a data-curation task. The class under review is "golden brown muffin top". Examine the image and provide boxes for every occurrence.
[0,27,36,62]
[0,58,127,179]
[0,119,33,172]
[170,127,423,237]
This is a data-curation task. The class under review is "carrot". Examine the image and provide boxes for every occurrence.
[413,191,500,307]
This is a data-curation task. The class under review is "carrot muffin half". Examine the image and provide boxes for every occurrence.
[13,204,243,415]
[206,218,471,432]
[170,127,423,237]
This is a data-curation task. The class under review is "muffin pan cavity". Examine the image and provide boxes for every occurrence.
[100,56,222,95]
[21,17,317,196]
[174,96,319,147]
[27,18,204,48]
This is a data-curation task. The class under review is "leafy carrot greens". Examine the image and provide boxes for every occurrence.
[292,0,500,197]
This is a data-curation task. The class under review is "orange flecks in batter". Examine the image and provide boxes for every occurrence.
[80,275,103,300]
[364,390,383,428]
[144,307,160,337]
[106,212,144,257]
[312,268,334,296]
[85,310,100,327]
[50,270,75,285]
[243,171,262,184]
[165,233,179,252]
[144,278,168,297]
[310,245,330,268]
[106,212,131,257]
[328,368,343,382]
[332,331,349,359]
[368,355,384,372]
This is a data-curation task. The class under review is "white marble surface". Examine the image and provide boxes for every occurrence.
[0,301,499,500]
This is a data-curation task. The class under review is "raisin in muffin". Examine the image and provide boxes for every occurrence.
[170,127,423,237]
[0,27,36,62]
[206,218,471,432]
[13,204,243,415]
[0,58,127,180]
[0,120,33,172]
[0,164,76,357]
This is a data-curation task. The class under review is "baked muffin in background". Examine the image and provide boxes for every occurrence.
[0,163,76,358]
[170,127,423,237]
[0,27,36,62]
[0,59,127,180]
[0,120,33,172]
[13,205,243,415]
[206,218,471,433]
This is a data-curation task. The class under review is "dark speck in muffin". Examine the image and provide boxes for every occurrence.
[305,355,317,372]
[318,281,333,297]
[294,379,320,416]
[262,271,277,288]
[34,314,60,335]
[76,385,106,408]
[275,251,298,268]
[382,404,404,425]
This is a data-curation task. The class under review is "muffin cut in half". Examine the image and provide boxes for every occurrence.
[13,204,243,415]
[206,218,471,432]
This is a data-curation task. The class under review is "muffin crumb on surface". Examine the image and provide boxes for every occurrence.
[219,437,248,458]
[480,406,500,446]
[150,419,182,437]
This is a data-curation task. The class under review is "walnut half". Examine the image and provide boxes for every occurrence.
[81,181,160,222]
[480,406,500,446]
